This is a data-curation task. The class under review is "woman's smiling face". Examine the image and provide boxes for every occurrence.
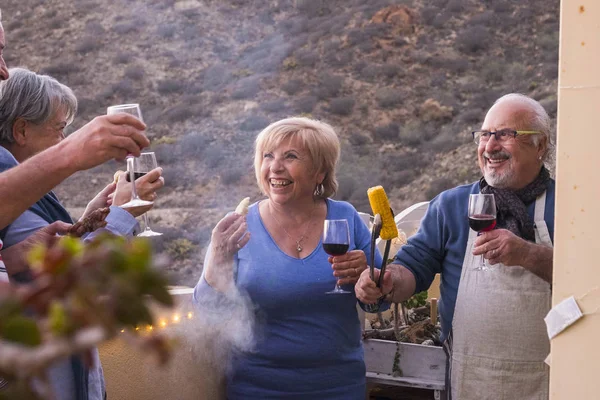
[260,135,324,206]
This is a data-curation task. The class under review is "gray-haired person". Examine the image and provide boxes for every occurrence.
[0,10,150,230]
[0,67,165,399]
[0,10,151,399]
[357,93,555,399]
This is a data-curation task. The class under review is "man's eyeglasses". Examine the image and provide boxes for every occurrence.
[472,129,542,145]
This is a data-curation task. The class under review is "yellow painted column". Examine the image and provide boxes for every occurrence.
[551,1,600,398]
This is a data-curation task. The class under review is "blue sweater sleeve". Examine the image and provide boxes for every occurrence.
[83,206,140,240]
[193,245,240,312]
[393,198,445,294]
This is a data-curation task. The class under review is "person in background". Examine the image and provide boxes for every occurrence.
[0,68,164,262]
[194,117,381,399]
[0,10,153,400]
[0,9,150,232]
[356,93,555,400]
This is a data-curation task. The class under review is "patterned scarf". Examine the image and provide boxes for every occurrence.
[479,167,550,242]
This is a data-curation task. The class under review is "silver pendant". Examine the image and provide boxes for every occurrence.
[296,242,302,252]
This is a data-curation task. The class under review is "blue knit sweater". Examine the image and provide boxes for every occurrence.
[395,180,555,341]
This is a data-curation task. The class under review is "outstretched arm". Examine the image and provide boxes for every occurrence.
[0,114,148,229]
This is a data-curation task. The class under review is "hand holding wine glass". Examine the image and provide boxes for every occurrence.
[130,152,163,237]
[106,104,153,209]
[323,219,352,294]
[468,194,497,270]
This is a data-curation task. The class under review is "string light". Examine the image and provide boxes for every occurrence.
[119,312,193,333]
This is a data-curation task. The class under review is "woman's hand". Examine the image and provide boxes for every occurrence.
[112,167,164,217]
[330,250,368,286]
[204,213,250,292]
[82,182,116,219]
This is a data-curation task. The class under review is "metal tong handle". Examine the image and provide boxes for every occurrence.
[377,239,392,288]
[369,214,382,283]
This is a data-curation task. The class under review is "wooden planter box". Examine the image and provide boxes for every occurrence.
[364,338,446,393]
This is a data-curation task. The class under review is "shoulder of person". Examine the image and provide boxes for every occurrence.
[429,181,479,211]
[325,198,357,214]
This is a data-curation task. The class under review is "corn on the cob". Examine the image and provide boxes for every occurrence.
[367,186,398,240]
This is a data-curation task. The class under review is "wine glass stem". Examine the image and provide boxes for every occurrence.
[142,213,151,231]
[480,254,486,267]
[127,157,140,200]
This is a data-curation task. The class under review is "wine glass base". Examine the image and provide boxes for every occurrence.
[473,264,495,271]
[121,199,153,209]
[137,229,163,237]
[325,289,352,295]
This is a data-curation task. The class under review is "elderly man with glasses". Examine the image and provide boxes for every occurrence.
[356,93,555,400]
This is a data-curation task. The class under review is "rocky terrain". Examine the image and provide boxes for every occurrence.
[2,0,559,285]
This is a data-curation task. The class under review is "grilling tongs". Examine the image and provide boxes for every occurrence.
[369,214,382,284]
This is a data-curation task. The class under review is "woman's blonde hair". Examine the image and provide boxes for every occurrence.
[254,117,340,198]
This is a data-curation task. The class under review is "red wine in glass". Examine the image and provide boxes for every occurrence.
[323,243,349,256]
[468,194,497,270]
[125,172,147,182]
[323,219,351,294]
[468,214,497,232]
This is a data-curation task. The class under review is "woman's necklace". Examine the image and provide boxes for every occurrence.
[269,202,318,253]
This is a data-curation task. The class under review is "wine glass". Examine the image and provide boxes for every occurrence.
[106,104,153,209]
[468,194,497,271]
[323,219,352,295]
[130,152,162,237]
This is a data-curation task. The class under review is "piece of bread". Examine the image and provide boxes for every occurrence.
[234,197,250,215]
[113,170,124,184]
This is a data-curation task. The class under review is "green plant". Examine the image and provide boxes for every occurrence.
[0,234,173,399]
[166,238,196,260]
[403,291,428,310]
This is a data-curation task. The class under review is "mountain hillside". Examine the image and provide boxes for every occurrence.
[2,0,560,284]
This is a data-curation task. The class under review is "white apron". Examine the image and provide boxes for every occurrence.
[447,192,552,400]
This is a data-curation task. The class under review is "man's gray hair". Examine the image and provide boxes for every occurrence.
[494,93,554,165]
[0,68,77,145]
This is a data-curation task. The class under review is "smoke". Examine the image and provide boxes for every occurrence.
[168,275,257,379]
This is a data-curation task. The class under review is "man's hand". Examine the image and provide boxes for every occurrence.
[59,114,149,171]
[355,268,393,304]
[473,229,529,266]
[2,221,72,276]
[330,250,368,286]
[473,228,553,282]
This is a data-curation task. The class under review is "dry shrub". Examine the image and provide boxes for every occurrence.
[295,96,318,113]
[373,123,400,141]
[456,26,490,54]
[376,88,403,108]
[329,97,355,116]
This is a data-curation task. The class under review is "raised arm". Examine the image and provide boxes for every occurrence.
[0,114,148,229]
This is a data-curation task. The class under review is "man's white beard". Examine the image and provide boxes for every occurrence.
[484,167,513,189]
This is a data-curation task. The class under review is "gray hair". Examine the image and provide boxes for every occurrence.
[0,68,77,145]
[493,93,554,165]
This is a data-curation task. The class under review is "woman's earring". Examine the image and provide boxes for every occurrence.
[314,183,324,197]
